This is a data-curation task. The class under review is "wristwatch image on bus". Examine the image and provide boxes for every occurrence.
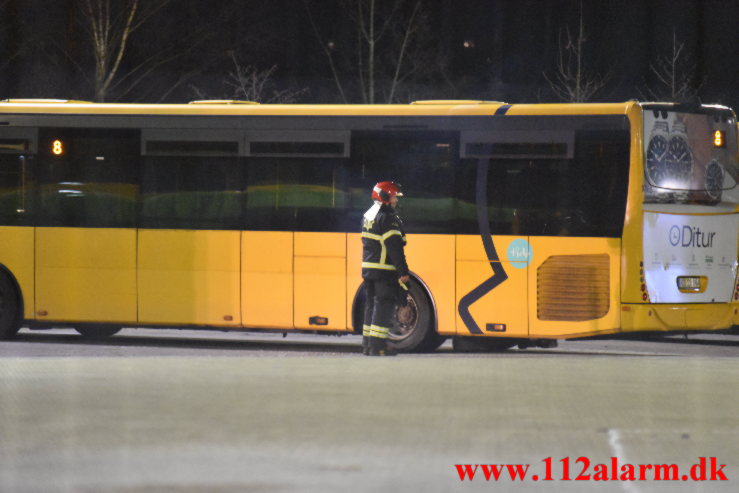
[666,120,694,188]
[704,159,724,201]
[645,120,669,188]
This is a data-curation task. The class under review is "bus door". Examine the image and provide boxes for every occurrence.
[455,150,530,338]
[137,130,242,327]
[35,129,138,324]
[0,128,35,320]
[525,129,628,339]
[243,130,350,331]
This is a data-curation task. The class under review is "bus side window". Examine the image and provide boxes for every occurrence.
[458,133,629,238]
[0,152,32,226]
[140,155,242,230]
[572,130,630,237]
[245,156,346,232]
[348,131,457,233]
[482,159,526,236]
[37,129,139,228]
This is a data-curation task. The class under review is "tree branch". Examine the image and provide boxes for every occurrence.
[302,0,349,103]
[100,0,138,99]
[388,0,421,102]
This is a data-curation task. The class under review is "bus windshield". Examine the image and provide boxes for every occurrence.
[643,108,738,204]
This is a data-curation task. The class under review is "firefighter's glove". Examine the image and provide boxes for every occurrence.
[397,279,410,307]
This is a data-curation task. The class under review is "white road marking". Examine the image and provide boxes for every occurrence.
[608,428,641,493]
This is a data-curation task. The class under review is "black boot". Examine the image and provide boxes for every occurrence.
[368,337,397,357]
[362,336,371,355]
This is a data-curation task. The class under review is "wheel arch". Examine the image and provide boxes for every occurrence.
[0,263,26,328]
[351,270,438,335]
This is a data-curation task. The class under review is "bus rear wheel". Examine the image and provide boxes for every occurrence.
[0,272,22,340]
[75,326,122,338]
[388,278,445,353]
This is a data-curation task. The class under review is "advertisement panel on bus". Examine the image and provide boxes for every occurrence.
[642,109,739,305]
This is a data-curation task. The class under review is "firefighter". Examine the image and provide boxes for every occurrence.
[361,181,409,356]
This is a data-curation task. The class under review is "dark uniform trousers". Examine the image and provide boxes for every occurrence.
[362,278,397,341]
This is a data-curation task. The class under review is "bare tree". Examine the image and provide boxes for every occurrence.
[304,0,427,103]
[543,1,611,102]
[78,0,171,101]
[191,53,308,104]
[644,29,702,102]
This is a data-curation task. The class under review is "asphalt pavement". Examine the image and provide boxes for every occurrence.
[1,328,738,492]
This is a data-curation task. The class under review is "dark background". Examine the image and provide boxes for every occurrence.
[0,0,737,109]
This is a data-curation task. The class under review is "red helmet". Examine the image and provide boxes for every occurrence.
[372,181,403,204]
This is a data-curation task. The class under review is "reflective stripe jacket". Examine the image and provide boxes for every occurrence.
[361,203,408,280]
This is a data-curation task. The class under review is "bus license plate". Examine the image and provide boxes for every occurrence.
[677,276,702,291]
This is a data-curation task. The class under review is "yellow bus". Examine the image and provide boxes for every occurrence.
[0,99,737,351]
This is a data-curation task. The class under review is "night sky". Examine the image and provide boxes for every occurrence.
[0,0,737,110]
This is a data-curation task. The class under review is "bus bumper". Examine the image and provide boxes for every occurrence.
[620,303,736,332]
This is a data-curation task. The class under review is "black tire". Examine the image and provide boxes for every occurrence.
[0,272,22,340]
[387,278,445,353]
[352,286,367,335]
[75,326,122,338]
[452,336,515,353]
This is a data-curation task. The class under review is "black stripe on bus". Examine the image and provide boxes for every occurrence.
[494,104,512,115]
[457,158,509,335]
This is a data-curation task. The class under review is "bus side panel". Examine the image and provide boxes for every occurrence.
[35,227,136,323]
[620,107,647,305]
[0,226,35,320]
[294,232,346,330]
[405,234,456,335]
[528,237,621,338]
[242,231,293,329]
[138,230,240,326]
[455,235,529,337]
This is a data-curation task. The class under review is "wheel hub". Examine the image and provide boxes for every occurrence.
[390,294,418,342]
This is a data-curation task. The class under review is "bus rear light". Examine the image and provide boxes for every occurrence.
[640,283,646,292]
[642,293,648,301]
[713,130,725,147]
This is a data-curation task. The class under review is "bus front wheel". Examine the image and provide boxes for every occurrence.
[0,272,22,340]
[388,278,445,353]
